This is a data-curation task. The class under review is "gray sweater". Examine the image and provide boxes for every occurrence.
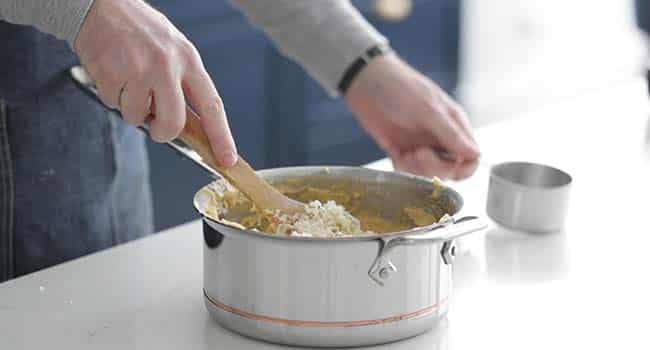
[0,0,387,96]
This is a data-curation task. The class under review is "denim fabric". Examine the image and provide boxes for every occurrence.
[0,22,154,281]
[0,101,13,281]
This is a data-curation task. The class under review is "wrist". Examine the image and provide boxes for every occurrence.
[344,51,402,107]
[338,44,393,96]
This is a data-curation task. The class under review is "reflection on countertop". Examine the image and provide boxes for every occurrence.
[200,314,450,350]
[484,227,569,284]
[367,317,449,350]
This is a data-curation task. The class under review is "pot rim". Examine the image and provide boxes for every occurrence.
[193,165,465,242]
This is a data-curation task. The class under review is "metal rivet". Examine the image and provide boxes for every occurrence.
[379,267,390,279]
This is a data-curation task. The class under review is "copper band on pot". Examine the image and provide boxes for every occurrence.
[204,289,446,328]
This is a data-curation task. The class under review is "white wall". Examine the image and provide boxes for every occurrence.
[458,0,647,126]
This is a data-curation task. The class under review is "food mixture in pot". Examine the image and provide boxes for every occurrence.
[198,176,450,238]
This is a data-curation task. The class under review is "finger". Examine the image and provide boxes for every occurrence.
[94,76,123,109]
[183,69,238,167]
[452,159,479,181]
[447,102,477,144]
[150,76,186,142]
[424,107,480,161]
[448,111,481,162]
[84,62,125,109]
[120,82,152,126]
[146,97,156,124]
[393,147,456,179]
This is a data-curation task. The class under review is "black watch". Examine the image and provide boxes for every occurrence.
[337,44,391,95]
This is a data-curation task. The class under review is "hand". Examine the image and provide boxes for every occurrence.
[345,53,480,180]
[75,0,237,167]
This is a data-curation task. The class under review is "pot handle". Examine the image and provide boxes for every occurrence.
[368,216,488,286]
[398,216,487,243]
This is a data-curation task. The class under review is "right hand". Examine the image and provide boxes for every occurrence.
[74,0,238,167]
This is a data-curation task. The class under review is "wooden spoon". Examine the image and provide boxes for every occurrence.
[179,106,304,214]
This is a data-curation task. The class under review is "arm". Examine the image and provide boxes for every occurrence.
[0,0,93,48]
[229,0,387,96]
[0,0,238,167]
[232,0,480,179]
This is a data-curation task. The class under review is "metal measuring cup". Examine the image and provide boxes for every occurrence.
[486,162,572,233]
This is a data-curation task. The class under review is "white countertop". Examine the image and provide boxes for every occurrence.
[2,79,650,349]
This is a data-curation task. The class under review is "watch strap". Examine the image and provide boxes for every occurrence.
[337,44,391,94]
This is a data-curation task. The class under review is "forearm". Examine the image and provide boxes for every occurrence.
[230,0,388,96]
[0,0,94,48]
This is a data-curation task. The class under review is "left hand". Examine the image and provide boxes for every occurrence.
[345,53,480,180]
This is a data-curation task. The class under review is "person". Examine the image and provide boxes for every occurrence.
[0,0,480,281]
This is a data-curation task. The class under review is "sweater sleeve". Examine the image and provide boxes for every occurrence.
[0,0,387,95]
[0,0,94,48]
[230,0,388,96]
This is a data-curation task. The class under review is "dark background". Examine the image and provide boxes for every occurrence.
[146,0,461,230]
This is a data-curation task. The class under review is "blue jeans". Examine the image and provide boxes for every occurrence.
[0,23,153,281]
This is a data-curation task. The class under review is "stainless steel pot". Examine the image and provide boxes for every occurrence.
[194,166,487,347]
